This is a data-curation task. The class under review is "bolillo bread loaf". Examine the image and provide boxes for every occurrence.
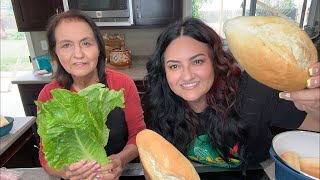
[136,129,200,180]
[280,151,301,171]
[0,115,9,128]
[224,16,318,91]
[300,157,320,178]
[281,151,320,178]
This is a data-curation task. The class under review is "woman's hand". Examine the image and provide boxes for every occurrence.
[59,160,101,180]
[279,62,320,119]
[95,154,124,180]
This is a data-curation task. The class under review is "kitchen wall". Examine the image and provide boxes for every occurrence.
[28,0,192,58]
[27,0,192,68]
[100,28,163,56]
[29,32,47,57]
[29,28,163,57]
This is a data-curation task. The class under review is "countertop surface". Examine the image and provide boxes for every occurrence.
[11,56,149,84]
[0,116,36,155]
[4,160,275,180]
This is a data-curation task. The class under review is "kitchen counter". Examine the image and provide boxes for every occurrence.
[11,71,54,85]
[11,56,149,85]
[106,56,148,81]
[0,116,37,167]
[0,116,36,155]
[4,160,275,179]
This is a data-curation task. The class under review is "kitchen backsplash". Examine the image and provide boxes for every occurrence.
[100,28,163,56]
[29,28,164,57]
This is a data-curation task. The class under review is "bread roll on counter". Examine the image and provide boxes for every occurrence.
[136,129,200,180]
[224,16,318,91]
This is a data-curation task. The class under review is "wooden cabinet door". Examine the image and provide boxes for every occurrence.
[11,0,63,31]
[133,0,182,26]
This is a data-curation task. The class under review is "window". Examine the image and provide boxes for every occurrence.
[1,0,32,73]
[1,0,32,92]
[254,0,311,27]
[192,0,246,38]
[191,0,314,38]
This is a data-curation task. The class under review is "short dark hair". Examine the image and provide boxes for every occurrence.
[46,10,106,89]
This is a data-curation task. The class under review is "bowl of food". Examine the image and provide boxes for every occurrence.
[269,131,320,180]
[0,116,14,137]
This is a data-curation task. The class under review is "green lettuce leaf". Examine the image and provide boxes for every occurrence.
[35,83,124,170]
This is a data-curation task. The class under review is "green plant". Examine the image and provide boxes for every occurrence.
[192,0,203,18]
[192,0,214,18]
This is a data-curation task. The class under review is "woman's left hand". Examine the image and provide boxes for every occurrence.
[279,62,320,118]
[95,154,124,180]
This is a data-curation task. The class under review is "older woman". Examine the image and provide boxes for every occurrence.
[37,10,146,180]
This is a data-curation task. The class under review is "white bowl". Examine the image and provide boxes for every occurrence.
[272,131,320,158]
[270,130,320,180]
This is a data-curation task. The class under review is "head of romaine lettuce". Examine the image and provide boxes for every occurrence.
[35,83,124,170]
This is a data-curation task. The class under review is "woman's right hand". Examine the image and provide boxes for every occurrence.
[59,160,101,180]
[279,62,320,118]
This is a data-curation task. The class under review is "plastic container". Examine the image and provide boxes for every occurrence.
[270,131,320,180]
[33,55,52,72]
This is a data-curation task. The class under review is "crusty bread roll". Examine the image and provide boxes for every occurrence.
[281,151,320,178]
[224,16,318,91]
[0,115,9,127]
[136,129,200,180]
[300,157,320,178]
[281,151,301,171]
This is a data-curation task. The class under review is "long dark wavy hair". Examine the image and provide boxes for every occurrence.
[144,17,248,167]
[46,10,107,89]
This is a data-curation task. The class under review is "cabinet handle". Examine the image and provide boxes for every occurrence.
[136,5,141,19]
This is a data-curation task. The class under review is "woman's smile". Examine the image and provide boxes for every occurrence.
[180,81,200,89]
[73,62,87,66]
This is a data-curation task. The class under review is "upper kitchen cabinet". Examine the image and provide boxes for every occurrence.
[133,0,182,26]
[11,0,64,31]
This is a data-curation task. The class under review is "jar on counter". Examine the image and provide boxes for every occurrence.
[109,48,131,67]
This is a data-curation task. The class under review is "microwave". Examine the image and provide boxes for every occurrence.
[62,0,133,26]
